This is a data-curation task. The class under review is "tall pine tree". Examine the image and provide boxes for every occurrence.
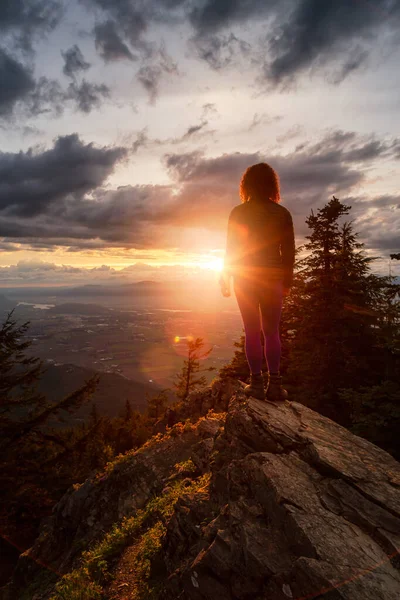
[285,197,391,424]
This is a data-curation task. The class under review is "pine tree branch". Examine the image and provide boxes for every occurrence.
[1,375,99,451]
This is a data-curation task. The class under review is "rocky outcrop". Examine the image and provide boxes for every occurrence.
[161,391,400,600]
[2,413,223,599]
[3,380,400,599]
[152,377,238,434]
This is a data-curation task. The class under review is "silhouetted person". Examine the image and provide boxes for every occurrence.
[220,163,295,401]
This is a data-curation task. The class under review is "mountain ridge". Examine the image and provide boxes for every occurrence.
[2,379,400,599]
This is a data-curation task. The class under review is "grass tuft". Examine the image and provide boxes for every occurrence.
[51,473,210,600]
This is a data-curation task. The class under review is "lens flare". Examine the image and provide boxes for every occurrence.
[199,257,224,272]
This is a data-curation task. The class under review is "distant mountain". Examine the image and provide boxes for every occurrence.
[48,303,112,315]
[60,281,171,297]
[0,294,17,312]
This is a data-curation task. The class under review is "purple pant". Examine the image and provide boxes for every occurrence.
[233,276,284,375]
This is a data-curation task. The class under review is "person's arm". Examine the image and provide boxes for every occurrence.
[281,210,295,291]
[220,209,239,296]
[224,209,239,278]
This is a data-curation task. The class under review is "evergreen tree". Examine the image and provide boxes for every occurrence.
[123,398,132,422]
[147,389,169,423]
[338,263,400,456]
[339,381,400,459]
[82,410,114,471]
[219,335,249,381]
[0,311,45,423]
[285,197,393,423]
[89,401,99,425]
[0,313,99,548]
[173,337,214,402]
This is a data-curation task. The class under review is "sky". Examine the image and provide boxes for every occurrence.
[0,0,399,287]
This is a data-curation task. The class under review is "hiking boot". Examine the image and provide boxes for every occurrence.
[243,373,265,400]
[266,373,288,402]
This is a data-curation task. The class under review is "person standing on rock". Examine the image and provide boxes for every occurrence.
[220,163,295,402]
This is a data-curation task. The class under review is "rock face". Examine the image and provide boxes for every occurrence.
[161,392,400,600]
[3,380,400,599]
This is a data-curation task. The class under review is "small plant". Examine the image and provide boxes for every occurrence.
[173,458,197,475]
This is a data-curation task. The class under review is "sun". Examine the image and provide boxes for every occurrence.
[199,257,224,272]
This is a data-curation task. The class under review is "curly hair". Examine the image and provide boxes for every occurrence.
[239,162,281,204]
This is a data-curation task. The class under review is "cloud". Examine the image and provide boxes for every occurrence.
[0,129,398,253]
[85,0,149,61]
[0,259,221,286]
[25,76,64,117]
[66,80,110,113]
[0,260,119,285]
[136,46,178,102]
[189,32,251,70]
[137,65,163,103]
[62,45,91,77]
[121,121,215,155]
[183,121,208,138]
[185,0,400,84]
[0,47,109,120]
[94,20,135,62]
[0,0,63,53]
[130,128,149,153]
[75,0,400,94]
[348,195,400,257]
[249,112,282,132]
[85,1,180,99]
[188,0,277,35]
[264,0,400,85]
[0,134,127,217]
[276,124,303,144]
[0,48,35,117]
[162,129,400,235]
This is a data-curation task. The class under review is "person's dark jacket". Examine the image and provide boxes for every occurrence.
[224,199,295,288]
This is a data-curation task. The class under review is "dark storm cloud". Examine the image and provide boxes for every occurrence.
[163,130,400,232]
[62,45,91,78]
[0,134,127,217]
[0,185,174,250]
[0,0,62,53]
[87,0,148,45]
[77,0,400,91]
[0,48,35,117]
[66,80,110,113]
[0,129,398,252]
[265,0,400,84]
[83,1,182,100]
[188,0,278,34]
[0,47,109,121]
[190,32,250,70]
[94,20,135,62]
[83,0,149,60]
[186,0,400,83]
